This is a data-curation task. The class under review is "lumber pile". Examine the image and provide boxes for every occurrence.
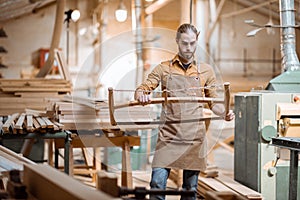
[0,78,72,116]
[54,95,159,131]
[197,174,262,200]
[170,168,262,199]
[0,113,64,134]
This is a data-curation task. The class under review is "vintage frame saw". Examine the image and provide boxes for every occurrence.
[108,82,231,126]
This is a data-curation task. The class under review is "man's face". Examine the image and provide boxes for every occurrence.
[176,30,198,62]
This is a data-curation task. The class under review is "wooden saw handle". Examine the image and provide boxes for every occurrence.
[224,82,230,115]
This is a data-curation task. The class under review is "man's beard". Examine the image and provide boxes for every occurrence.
[179,50,194,62]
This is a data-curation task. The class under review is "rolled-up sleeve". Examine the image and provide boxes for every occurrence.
[136,64,163,93]
[201,64,218,109]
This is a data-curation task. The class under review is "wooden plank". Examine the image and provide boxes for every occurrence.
[0,97,46,103]
[25,109,47,117]
[121,140,132,188]
[215,174,262,199]
[15,113,26,129]
[35,117,47,129]
[55,49,71,81]
[51,121,64,130]
[0,145,36,166]
[26,114,34,132]
[2,113,19,133]
[32,118,41,130]
[0,78,70,83]
[198,177,236,192]
[0,79,71,85]
[15,92,61,98]
[56,102,98,111]
[23,164,116,200]
[0,104,47,109]
[1,87,71,93]
[205,191,248,200]
[42,117,54,128]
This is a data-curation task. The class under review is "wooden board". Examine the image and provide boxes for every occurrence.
[23,164,117,200]
[1,113,63,134]
[0,78,71,116]
[215,174,262,199]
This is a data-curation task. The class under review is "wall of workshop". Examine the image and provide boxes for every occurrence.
[2,1,300,94]
[216,1,282,78]
[1,5,56,78]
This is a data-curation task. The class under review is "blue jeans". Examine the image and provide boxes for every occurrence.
[149,168,199,200]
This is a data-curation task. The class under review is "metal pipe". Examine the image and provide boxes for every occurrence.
[133,0,144,87]
[279,0,300,71]
[36,0,65,77]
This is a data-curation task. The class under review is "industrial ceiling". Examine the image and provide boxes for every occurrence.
[0,0,299,26]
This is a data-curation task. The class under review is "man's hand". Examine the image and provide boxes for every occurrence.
[135,90,151,105]
[211,104,235,121]
[224,110,235,121]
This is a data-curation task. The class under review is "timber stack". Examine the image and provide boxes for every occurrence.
[197,174,262,199]
[53,95,158,131]
[0,113,64,135]
[0,78,72,116]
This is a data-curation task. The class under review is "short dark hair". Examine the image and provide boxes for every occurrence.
[176,23,199,40]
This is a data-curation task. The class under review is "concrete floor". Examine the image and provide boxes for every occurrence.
[69,119,235,200]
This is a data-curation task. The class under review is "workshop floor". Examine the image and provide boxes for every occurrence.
[69,120,235,200]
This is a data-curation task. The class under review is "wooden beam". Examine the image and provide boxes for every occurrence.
[221,0,277,19]
[35,0,65,77]
[42,117,54,128]
[26,114,34,132]
[97,171,119,197]
[145,0,175,15]
[2,113,19,133]
[23,164,117,200]
[36,117,47,129]
[121,139,132,188]
[215,174,262,199]
[206,0,227,42]
[15,113,26,129]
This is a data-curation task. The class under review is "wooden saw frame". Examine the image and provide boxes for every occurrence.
[108,82,231,126]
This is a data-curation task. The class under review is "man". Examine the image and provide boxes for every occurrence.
[135,23,234,200]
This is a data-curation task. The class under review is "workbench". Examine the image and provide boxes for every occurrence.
[0,129,140,188]
[0,131,72,174]
[272,137,300,200]
[54,130,140,188]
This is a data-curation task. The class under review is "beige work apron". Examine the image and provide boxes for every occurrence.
[152,63,207,171]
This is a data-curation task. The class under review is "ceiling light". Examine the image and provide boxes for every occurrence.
[71,10,81,22]
[115,0,127,22]
[64,9,81,23]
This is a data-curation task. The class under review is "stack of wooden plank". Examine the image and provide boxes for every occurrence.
[197,174,262,199]
[0,78,72,116]
[0,113,64,134]
[54,95,159,131]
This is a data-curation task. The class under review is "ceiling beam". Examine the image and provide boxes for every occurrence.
[145,0,175,15]
[221,0,278,19]
[206,0,227,42]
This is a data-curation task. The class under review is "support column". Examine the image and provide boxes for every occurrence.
[143,14,153,82]
[194,0,210,63]
[95,0,108,97]
[132,0,144,87]
[180,0,191,24]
